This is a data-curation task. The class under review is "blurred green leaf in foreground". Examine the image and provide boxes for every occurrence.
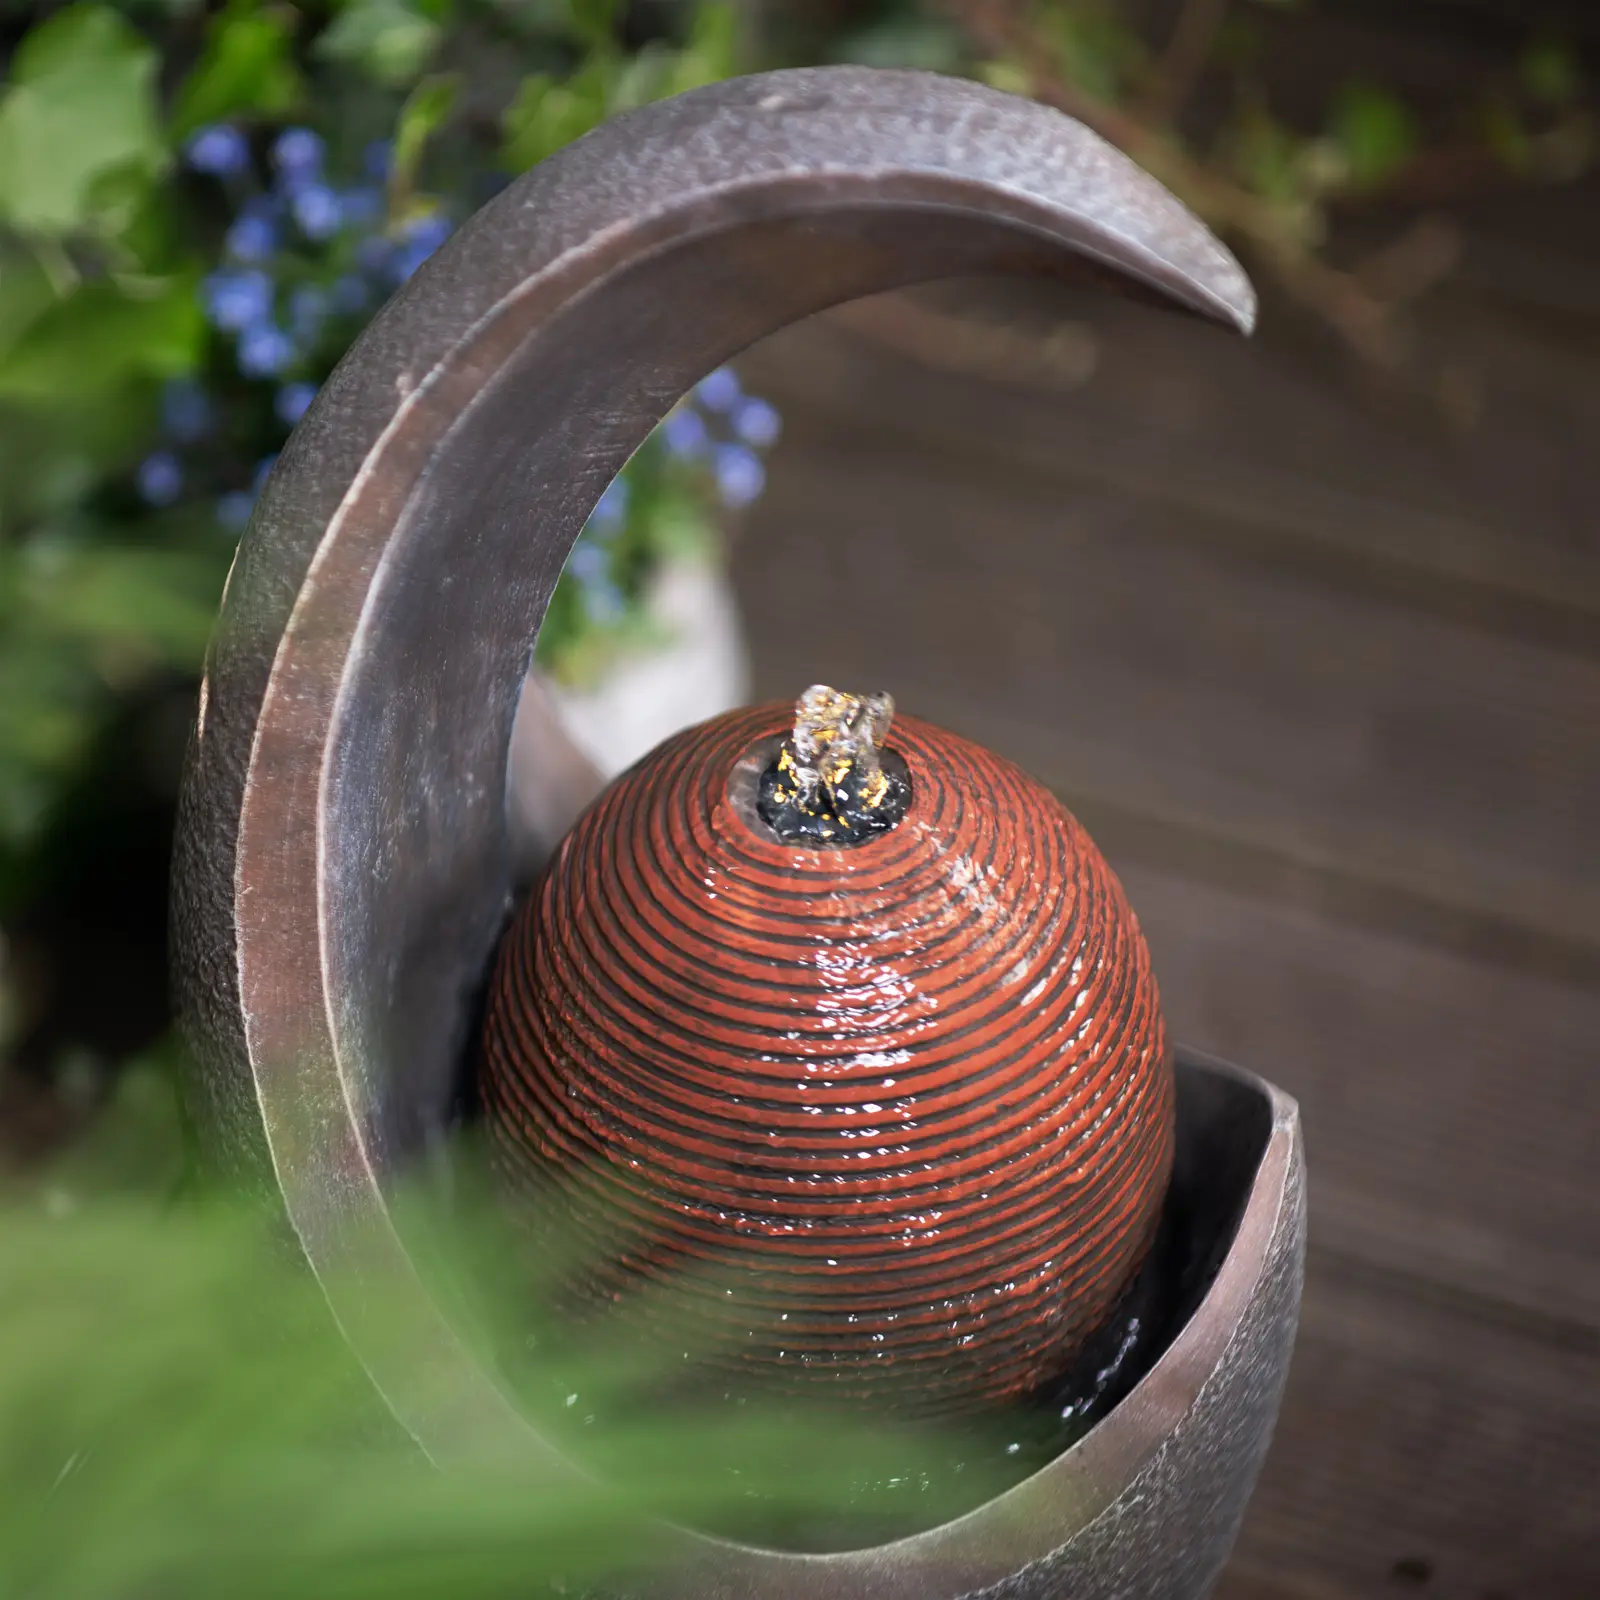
[0,1190,675,1600]
[1,1060,1028,1598]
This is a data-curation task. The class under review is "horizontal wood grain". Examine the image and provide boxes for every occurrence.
[1116,860,1600,1337]
[1226,1251,1599,1600]
[738,297,1600,631]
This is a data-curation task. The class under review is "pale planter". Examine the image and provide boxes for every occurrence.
[505,558,750,881]
[545,557,750,779]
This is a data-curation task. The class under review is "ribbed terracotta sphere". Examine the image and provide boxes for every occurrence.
[481,692,1174,1417]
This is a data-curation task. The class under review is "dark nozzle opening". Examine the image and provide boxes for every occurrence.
[755,685,911,846]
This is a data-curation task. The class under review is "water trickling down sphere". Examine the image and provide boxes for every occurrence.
[481,689,1175,1420]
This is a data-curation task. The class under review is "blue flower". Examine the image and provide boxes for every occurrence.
[714,443,765,509]
[388,215,454,284]
[202,269,273,332]
[137,451,183,507]
[160,379,213,444]
[330,274,370,315]
[589,477,629,535]
[217,491,255,532]
[291,182,343,241]
[568,542,609,585]
[696,367,742,413]
[733,396,782,449]
[662,407,709,459]
[364,139,394,181]
[237,324,295,378]
[225,210,279,263]
[275,381,318,426]
[584,577,626,624]
[272,127,325,179]
[185,125,250,177]
[356,236,393,278]
[388,245,426,285]
[288,284,327,342]
[339,186,385,230]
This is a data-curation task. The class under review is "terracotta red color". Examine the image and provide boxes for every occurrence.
[481,703,1175,1417]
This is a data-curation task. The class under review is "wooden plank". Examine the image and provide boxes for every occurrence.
[1213,1568,1349,1600]
[1224,1252,1600,1600]
[730,409,1600,958]
[738,294,1600,629]
[1116,861,1600,1335]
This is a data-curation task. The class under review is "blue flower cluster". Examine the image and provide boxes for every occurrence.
[672,366,780,511]
[139,124,456,530]
[143,119,784,658]
[559,365,782,628]
[564,475,634,625]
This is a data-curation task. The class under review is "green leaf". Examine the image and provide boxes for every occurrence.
[501,59,612,172]
[1227,105,1305,206]
[1037,7,1144,105]
[834,17,965,73]
[19,537,221,675]
[0,564,99,847]
[0,5,165,237]
[564,0,621,51]
[0,240,59,364]
[977,59,1032,97]
[609,42,678,113]
[170,0,305,138]
[112,0,208,16]
[606,5,739,115]
[646,488,716,567]
[1520,39,1582,108]
[44,1048,189,1200]
[1478,97,1529,174]
[669,0,740,94]
[0,274,204,405]
[1328,82,1417,191]
[0,397,153,523]
[392,73,461,196]
[316,0,443,89]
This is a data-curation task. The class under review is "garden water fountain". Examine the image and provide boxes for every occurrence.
[172,65,1305,1600]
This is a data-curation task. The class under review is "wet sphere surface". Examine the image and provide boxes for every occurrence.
[481,702,1175,1417]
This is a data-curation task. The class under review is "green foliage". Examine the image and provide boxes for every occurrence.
[0,272,203,402]
[0,0,748,890]
[0,5,166,237]
[0,0,761,1099]
[832,15,965,74]
[531,412,720,688]
[1327,81,1416,191]
[1520,39,1583,109]
[392,72,461,196]
[0,1191,666,1599]
[501,57,609,167]
[0,1061,1026,1595]
[500,0,737,170]
[1037,2,1146,106]
[316,0,444,88]
[171,0,307,136]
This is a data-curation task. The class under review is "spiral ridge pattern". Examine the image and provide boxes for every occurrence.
[482,704,1174,1416]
